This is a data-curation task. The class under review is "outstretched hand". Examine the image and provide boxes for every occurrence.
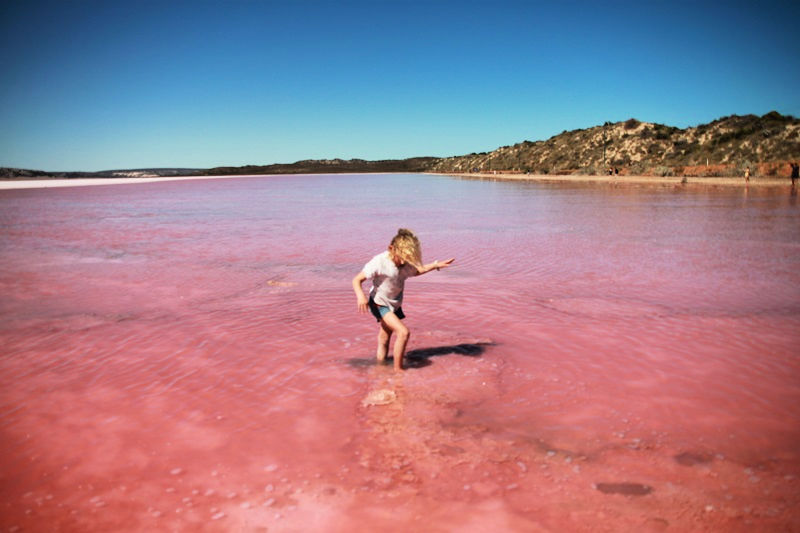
[435,258,455,270]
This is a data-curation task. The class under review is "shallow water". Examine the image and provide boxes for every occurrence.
[1,174,798,531]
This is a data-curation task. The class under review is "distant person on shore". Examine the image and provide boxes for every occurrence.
[790,162,799,186]
[744,166,751,183]
[352,229,454,371]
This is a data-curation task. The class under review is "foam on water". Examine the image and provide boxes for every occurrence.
[1,174,798,531]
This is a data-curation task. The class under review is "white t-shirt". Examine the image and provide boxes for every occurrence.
[362,251,418,310]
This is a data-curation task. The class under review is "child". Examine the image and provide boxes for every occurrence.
[352,228,454,371]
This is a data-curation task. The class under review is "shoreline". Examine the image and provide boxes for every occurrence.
[426,171,794,188]
[0,171,795,190]
[0,174,269,190]
[0,172,408,190]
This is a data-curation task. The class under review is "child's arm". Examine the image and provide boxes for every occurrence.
[352,271,369,313]
[416,257,455,276]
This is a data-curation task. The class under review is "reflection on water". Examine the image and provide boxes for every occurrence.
[1,174,798,531]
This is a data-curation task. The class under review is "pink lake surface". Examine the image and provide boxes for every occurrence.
[1,174,799,532]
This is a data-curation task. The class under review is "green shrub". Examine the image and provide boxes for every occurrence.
[673,140,689,150]
[654,166,674,177]
[624,118,640,130]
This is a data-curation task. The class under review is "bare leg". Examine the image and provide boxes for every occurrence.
[376,321,392,363]
[380,312,410,371]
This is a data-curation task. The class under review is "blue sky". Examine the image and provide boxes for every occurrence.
[1,0,798,171]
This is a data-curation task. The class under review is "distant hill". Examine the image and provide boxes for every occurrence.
[204,157,438,176]
[3,112,797,180]
[431,111,800,177]
[0,167,202,179]
[0,158,437,179]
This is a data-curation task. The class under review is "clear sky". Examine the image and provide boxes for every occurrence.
[1,0,798,171]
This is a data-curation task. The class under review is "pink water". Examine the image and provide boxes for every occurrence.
[1,174,798,532]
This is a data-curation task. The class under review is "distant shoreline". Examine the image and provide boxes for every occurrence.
[0,172,395,190]
[427,172,794,188]
[0,171,794,190]
[0,174,265,190]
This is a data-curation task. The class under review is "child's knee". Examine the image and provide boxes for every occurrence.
[397,326,410,340]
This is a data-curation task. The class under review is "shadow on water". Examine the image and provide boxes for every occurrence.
[345,342,495,370]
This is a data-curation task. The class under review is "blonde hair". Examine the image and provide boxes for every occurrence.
[390,228,422,269]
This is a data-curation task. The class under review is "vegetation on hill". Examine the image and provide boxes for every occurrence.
[205,157,437,176]
[430,111,799,177]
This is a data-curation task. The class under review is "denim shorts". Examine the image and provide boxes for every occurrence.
[368,297,405,322]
